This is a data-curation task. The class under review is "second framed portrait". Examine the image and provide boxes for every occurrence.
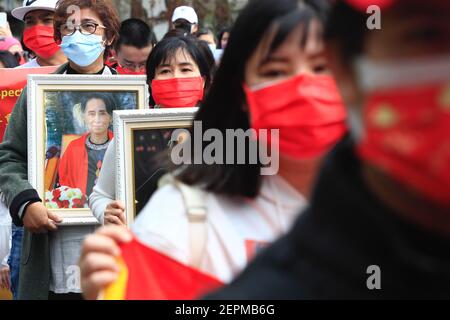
[114,108,198,225]
[28,74,148,225]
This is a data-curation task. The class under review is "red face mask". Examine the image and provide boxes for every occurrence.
[244,74,348,159]
[116,65,146,75]
[23,26,60,59]
[357,81,450,205]
[151,77,204,108]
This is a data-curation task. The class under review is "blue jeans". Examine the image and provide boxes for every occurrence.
[7,224,23,300]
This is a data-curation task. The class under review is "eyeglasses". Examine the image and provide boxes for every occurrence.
[60,22,106,36]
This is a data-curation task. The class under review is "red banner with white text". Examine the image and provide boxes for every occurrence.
[0,66,58,142]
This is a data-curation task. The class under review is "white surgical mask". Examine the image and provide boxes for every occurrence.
[60,31,105,67]
[207,43,217,52]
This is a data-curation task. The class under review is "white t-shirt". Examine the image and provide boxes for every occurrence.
[16,58,40,68]
[131,174,307,283]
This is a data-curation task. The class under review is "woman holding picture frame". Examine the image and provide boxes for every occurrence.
[89,35,213,226]
[0,0,120,300]
[80,0,348,300]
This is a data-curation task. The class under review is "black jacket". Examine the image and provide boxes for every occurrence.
[207,136,450,299]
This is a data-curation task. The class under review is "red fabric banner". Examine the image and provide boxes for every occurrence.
[0,66,58,142]
[103,238,224,300]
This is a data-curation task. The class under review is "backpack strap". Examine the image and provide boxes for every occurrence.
[158,174,207,268]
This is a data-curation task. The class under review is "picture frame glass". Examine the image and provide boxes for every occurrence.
[114,108,197,225]
[44,90,139,210]
[132,127,188,216]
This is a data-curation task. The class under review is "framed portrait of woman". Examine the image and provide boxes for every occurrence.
[28,74,148,225]
[113,108,198,225]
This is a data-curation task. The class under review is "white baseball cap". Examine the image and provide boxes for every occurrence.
[171,6,198,24]
[12,0,59,21]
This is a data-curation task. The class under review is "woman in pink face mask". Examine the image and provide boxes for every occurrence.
[86,35,213,226]
[79,0,347,300]
[146,35,212,108]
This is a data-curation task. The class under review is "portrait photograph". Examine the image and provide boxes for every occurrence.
[114,108,198,224]
[132,128,174,215]
[28,74,148,224]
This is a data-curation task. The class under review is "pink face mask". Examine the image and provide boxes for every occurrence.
[151,77,204,108]
[244,73,348,159]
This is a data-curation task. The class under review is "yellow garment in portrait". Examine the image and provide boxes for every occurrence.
[44,134,81,191]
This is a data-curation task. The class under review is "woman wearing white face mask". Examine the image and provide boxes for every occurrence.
[54,0,119,75]
[0,0,120,300]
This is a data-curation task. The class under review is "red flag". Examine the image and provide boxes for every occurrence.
[102,238,223,300]
[0,66,59,142]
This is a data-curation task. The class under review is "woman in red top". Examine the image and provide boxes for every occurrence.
[58,92,115,197]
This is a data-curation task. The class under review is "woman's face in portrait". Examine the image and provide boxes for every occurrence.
[83,98,111,136]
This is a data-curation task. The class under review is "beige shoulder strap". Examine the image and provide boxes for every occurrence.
[158,174,207,268]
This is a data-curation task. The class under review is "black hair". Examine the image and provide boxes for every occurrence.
[146,35,213,106]
[324,2,366,66]
[175,0,330,198]
[196,28,217,45]
[173,19,194,34]
[216,27,231,49]
[0,50,19,68]
[163,28,190,39]
[115,18,157,51]
[80,92,116,116]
